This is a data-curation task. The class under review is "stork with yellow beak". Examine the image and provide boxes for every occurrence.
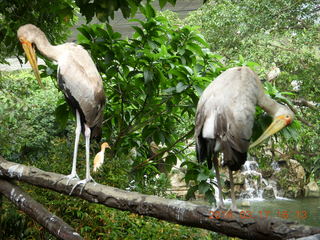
[195,66,294,211]
[17,24,106,193]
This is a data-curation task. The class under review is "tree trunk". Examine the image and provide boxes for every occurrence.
[0,178,83,240]
[1,156,320,240]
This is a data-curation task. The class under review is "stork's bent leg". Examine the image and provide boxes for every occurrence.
[213,155,225,209]
[229,169,237,211]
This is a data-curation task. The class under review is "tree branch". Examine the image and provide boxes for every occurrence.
[0,178,83,240]
[292,99,318,111]
[0,156,320,240]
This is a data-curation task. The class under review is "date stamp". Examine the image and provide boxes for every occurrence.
[209,210,309,220]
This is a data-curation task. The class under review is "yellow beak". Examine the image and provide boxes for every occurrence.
[21,40,43,88]
[249,116,288,149]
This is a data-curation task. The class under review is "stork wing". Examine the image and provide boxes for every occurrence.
[57,43,105,137]
[195,67,258,171]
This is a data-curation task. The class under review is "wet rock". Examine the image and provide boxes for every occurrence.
[240,200,251,207]
[304,181,320,198]
[285,186,300,198]
[272,159,305,198]
[262,186,275,199]
[233,172,245,185]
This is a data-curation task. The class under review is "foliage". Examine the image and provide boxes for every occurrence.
[0,71,61,160]
[0,0,76,64]
[76,0,178,22]
[181,161,216,204]
[186,0,319,59]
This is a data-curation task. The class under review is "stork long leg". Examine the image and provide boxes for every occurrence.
[213,154,225,209]
[229,169,237,211]
[64,110,81,184]
[84,124,93,182]
[70,124,95,195]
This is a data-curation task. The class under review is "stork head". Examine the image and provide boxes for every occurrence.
[17,24,43,88]
[250,105,294,148]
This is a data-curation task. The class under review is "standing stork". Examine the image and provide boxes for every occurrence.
[195,66,294,211]
[17,24,106,191]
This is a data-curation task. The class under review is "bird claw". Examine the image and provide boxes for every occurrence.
[69,177,95,195]
[55,173,80,185]
[65,173,80,185]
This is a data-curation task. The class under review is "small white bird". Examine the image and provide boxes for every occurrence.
[93,142,111,172]
[266,66,281,82]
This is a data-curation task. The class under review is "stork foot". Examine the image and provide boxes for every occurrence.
[69,177,96,195]
[65,173,80,185]
[55,173,80,185]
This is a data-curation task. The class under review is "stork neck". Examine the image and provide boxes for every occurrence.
[34,35,60,61]
[258,93,281,117]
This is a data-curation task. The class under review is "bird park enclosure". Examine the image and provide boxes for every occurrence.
[1,156,320,240]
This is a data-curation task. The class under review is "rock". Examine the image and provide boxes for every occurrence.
[167,159,188,197]
[304,181,320,198]
[262,186,276,199]
[271,159,305,198]
[233,172,245,185]
[261,168,274,178]
[285,186,300,198]
[289,159,305,181]
[240,200,251,207]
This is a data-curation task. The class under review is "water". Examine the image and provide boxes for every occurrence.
[236,198,320,227]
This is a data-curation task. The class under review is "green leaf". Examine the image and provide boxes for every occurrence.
[186,42,204,56]
[186,185,198,200]
[144,3,156,18]
[191,33,209,47]
[159,0,167,8]
[176,82,188,93]
[54,101,70,129]
[131,26,144,37]
[143,68,154,83]
[197,172,208,182]
[184,169,198,184]
[198,181,210,194]
[205,190,216,204]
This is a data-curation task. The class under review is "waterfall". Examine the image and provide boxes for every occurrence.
[238,158,278,200]
[240,160,264,200]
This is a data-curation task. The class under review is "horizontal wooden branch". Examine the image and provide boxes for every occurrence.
[1,156,320,240]
[292,99,318,110]
[0,178,82,240]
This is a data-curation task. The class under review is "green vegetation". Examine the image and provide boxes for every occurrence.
[1,0,319,238]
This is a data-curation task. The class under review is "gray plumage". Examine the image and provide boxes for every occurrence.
[17,24,106,189]
[195,66,294,210]
[56,42,105,139]
[195,67,257,170]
